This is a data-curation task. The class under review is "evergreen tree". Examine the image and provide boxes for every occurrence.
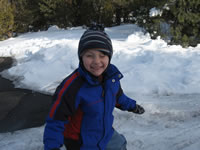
[66,0,115,27]
[112,0,135,25]
[39,0,71,28]
[167,0,200,47]
[25,0,46,31]
[11,0,32,33]
[142,0,169,39]
[69,0,84,26]
[88,0,115,26]
[101,0,115,26]
[0,0,14,40]
[2,0,199,47]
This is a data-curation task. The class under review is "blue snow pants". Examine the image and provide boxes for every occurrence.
[106,130,127,150]
[64,130,127,150]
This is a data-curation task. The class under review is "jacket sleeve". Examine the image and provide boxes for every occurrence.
[43,117,66,150]
[115,84,136,111]
[43,73,82,150]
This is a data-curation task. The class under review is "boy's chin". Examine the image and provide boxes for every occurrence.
[90,71,104,77]
[91,73,102,77]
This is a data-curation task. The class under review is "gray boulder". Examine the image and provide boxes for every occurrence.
[0,57,52,133]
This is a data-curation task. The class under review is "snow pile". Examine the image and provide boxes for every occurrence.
[0,24,200,95]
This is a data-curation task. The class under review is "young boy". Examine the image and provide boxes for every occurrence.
[43,24,145,150]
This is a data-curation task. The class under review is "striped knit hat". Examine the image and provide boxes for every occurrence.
[78,25,113,60]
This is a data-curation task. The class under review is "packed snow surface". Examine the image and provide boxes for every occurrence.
[0,24,200,150]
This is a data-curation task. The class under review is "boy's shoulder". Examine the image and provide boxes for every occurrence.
[64,69,81,81]
[57,69,85,91]
[107,64,123,77]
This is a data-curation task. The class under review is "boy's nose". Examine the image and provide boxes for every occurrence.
[93,56,101,64]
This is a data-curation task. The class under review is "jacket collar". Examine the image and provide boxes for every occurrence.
[78,63,123,86]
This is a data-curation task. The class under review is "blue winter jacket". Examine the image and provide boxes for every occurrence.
[43,64,136,150]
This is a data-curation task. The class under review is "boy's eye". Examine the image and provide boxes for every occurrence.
[100,54,106,58]
[85,54,93,57]
[99,52,106,57]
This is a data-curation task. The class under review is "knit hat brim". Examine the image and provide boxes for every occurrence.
[80,48,111,58]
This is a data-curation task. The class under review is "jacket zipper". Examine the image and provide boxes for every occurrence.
[97,83,106,150]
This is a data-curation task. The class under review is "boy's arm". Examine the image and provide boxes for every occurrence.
[43,117,67,150]
[43,74,82,150]
[115,84,145,114]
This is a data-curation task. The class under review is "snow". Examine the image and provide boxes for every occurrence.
[0,24,200,150]
[149,7,163,17]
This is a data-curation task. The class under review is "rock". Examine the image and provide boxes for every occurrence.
[0,89,52,132]
[0,57,14,72]
[0,77,15,91]
[0,57,52,133]
[0,57,15,90]
[0,91,23,120]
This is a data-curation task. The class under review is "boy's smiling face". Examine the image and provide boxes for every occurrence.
[82,48,109,77]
